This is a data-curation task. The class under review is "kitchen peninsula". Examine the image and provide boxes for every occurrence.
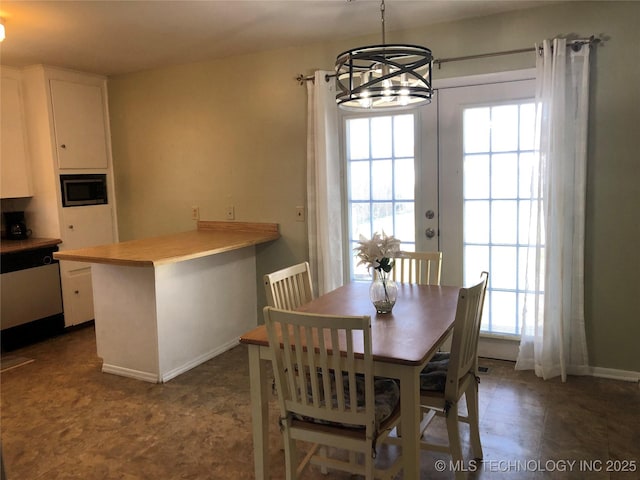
[54,221,279,383]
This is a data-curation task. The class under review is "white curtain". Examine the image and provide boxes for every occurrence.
[306,71,344,295]
[516,39,591,381]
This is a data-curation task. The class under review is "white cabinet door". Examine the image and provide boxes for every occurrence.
[50,79,109,169]
[1,72,33,198]
[60,268,95,327]
[60,204,116,250]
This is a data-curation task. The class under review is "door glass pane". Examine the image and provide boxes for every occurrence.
[371,160,392,200]
[394,114,414,157]
[463,102,537,336]
[491,153,518,198]
[349,161,370,200]
[464,107,490,153]
[491,201,518,244]
[348,118,370,159]
[372,202,393,234]
[491,246,517,289]
[394,159,414,200]
[395,202,415,244]
[346,114,416,281]
[464,154,489,199]
[351,203,371,238]
[491,105,519,152]
[519,103,536,150]
[371,117,392,158]
[464,201,489,244]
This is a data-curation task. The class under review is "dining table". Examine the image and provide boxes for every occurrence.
[240,281,461,479]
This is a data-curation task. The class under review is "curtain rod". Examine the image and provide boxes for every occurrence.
[296,73,334,85]
[433,36,600,69]
[296,35,601,82]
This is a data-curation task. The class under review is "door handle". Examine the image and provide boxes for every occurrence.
[425,227,436,239]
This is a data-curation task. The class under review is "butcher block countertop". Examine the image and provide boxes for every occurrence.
[1,237,62,255]
[53,221,279,267]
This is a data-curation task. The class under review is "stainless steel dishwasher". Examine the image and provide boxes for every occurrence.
[1,244,64,350]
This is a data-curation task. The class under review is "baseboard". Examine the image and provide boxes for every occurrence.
[480,357,640,384]
[589,366,640,383]
[160,338,241,383]
[100,338,242,384]
[102,363,160,383]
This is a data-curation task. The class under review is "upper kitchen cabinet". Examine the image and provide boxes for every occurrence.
[0,67,34,198]
[50,79,109,169]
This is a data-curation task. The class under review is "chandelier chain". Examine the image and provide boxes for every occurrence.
[380,0,386,45]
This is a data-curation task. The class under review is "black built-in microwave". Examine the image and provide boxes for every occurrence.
[60,174,108,207]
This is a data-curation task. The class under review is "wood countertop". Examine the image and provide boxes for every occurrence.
[0,237,62,255]
[53,221,279,267]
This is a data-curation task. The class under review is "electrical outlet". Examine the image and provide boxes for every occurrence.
[191,206,200,221]
[225,205,235,220]
[295,206,305,222]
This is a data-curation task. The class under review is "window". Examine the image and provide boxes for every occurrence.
[345,114,416,281]
[462,102,538,335]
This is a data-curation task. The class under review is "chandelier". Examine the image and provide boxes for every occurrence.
[335,0,433,111]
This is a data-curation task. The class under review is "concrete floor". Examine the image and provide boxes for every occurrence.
[1,324,638,479]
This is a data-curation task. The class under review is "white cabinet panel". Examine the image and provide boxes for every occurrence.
[59,204,114,327]
[21,66,118,328]
[61,267,94,327]
[60,205,115,250]
[50,79,109,169]
[1,72,33,198]
[0,264,63,329]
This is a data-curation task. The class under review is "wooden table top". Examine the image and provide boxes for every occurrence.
[241,282,460,366]
[0,237,62,255]
[53,221,279,267]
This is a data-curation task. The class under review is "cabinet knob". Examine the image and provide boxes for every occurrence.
[60,144,67,149]
[68,225,74,230]
[74,290,79,294]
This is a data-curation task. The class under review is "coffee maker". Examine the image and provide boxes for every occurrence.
[4,211,32,240]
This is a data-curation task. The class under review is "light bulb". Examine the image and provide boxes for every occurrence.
[0,19,5,42]
[382,79,392,97]
[360,98,373,108]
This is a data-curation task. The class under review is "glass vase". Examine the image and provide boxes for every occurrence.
[369,274,398,314]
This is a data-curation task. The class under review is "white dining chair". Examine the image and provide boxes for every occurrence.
[418,271,488,479]
[264,262,314,310]
[264,307,403,479]
[391,251,442,285]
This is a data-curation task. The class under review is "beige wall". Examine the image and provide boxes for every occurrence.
[107,1,640,373]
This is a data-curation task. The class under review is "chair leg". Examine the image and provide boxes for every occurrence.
[319,446,328,474]
[465,384,483,460]
[364,448,374,480]
[445,403,465,479]
[282,431,297,480]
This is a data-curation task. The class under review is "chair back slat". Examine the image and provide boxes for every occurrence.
[445,272,489,401]
[264,307,374,428]
[391,251,442,285]
[305,326,321,407]
[264,262,314,310]
[330,328,346,412]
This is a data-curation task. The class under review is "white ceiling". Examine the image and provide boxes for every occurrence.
[0,0,550,76]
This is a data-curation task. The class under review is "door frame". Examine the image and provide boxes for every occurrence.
[434,68,536,361]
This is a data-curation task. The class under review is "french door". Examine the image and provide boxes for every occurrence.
[438,70,536,360]
[342,70,536,361]
[343,106,438,281]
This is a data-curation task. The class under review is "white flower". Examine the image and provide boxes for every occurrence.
[354,231,401,273]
